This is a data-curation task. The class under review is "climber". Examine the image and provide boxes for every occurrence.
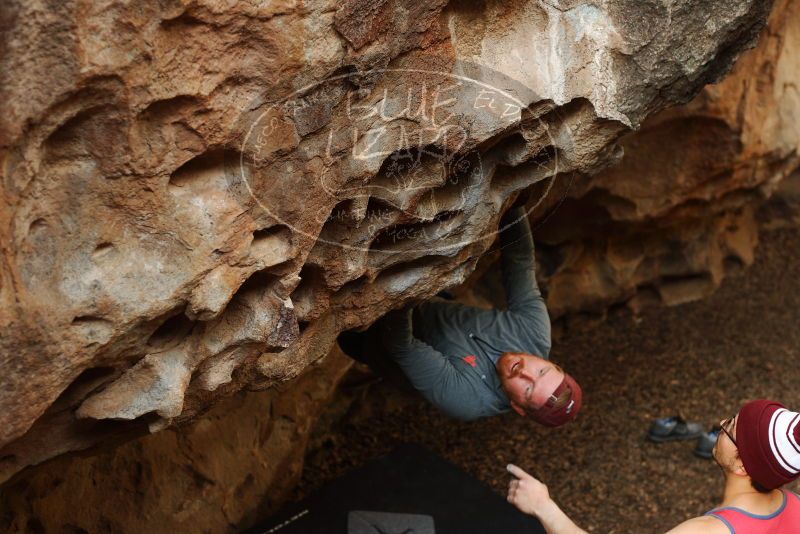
[506,399,800,533]
[337,202,582,426]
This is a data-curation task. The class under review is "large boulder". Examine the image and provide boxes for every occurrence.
[0,0,782,499]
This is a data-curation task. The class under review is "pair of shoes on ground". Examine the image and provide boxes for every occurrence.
[647,415,720,459]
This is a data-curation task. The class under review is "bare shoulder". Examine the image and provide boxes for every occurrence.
[665,514,730,534]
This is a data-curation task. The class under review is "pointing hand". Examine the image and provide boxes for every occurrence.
[506,463,552,517]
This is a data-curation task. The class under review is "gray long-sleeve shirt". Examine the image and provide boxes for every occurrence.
[378,207,552,421]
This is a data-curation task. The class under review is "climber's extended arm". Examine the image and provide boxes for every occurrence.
[499,206,551,352]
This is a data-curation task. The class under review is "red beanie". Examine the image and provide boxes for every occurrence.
[737,399,800,490]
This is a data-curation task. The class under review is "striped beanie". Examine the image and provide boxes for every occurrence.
[737,399,800,490]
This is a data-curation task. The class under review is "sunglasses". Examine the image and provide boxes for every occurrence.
[719,415,737,446]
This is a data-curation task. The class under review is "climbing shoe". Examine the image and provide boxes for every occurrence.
[693,427,720,459]
[647,415,705,443]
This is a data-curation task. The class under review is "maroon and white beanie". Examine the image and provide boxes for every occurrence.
[737,399,800,490]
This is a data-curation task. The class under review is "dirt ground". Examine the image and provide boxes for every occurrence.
[292,226,800,533]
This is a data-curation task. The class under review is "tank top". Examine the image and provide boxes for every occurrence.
[704,490,800,533]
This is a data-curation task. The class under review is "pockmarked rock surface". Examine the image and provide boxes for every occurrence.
[0,0,780,491]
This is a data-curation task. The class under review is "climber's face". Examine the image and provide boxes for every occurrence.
[496,352,566,416]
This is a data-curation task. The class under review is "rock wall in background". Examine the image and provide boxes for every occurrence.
[528,0,800,318]
[2,0,798,531]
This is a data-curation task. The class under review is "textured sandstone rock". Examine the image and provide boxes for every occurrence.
[2,1,800,531]
[0,0,776,488]
[530,0,800,317]
[0,347,353,533]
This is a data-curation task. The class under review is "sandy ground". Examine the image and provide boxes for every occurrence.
[293,227,800,533]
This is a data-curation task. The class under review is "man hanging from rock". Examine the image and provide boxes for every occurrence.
[337,203,582,426]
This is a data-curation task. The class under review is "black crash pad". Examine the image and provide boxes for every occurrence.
[247,443,545,534]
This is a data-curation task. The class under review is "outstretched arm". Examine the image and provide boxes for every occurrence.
[378,307,479,421]
[508,464,730,534]
[506,464,587,534]
[499,207,551,350]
